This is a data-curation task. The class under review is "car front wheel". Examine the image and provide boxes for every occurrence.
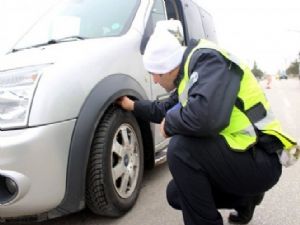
[86,107,144,217]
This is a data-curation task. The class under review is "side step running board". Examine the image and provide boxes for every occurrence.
[154,148,167,166]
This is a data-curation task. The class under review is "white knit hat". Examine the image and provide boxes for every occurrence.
[143,29,186,74]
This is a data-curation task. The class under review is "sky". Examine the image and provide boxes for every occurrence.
[200,0,300,74]
[0,0,299,74]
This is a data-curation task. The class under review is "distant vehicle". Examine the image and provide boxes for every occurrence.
[279,71,288,80]
[279,74,288,79]
[0,0,217,222]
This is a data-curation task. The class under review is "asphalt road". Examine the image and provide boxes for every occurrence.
[5,78,300,225]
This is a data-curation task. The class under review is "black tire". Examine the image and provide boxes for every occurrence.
[86,107,144,217]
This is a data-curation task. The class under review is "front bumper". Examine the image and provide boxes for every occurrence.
[0,119,75,218]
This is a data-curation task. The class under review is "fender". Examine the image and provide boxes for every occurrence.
[50,74,148,217]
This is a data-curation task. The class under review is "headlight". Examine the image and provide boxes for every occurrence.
[0,65,49,129]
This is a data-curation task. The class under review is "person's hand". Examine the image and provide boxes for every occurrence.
[160,118,169,138]
[116,96,135,111]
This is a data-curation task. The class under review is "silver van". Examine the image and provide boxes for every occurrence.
[0,0,217,221]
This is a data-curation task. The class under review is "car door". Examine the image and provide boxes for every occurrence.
[141,0,170,151]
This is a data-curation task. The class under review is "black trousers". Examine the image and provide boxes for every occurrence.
[166,135,282,225]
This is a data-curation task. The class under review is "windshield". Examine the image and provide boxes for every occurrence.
[14,0,140,50]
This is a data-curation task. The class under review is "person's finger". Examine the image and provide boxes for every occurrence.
[116,96,125,105]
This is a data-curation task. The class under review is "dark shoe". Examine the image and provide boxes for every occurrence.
[228,193,264,224]
[228,204,255,224]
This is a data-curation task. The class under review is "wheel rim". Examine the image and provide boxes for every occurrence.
[111,123,140,198]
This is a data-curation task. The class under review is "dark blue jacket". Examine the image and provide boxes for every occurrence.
[133,40,242,137]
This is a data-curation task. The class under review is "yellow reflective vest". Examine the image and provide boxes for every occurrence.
[178,39,296,152]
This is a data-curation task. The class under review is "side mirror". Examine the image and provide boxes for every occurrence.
[155,20,184,44]
[140,19,184,55]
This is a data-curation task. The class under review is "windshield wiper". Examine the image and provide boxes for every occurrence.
[52,35,86,42]
[10,35,86,53]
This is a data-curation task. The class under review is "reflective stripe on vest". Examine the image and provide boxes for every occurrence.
[178,39,296,151]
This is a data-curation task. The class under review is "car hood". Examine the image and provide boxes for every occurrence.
[0,36,132,71]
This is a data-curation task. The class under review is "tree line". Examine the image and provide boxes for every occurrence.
[251,52,300,79]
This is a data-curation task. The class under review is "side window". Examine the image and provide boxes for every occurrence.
[140,0,167,54]
[165,0,179,20]
[150,0,167,28]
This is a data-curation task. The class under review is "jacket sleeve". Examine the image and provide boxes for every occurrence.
[133,90,179,123]
[164,49,242,137]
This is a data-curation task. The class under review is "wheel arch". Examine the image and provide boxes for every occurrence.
[50,74,154,216]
